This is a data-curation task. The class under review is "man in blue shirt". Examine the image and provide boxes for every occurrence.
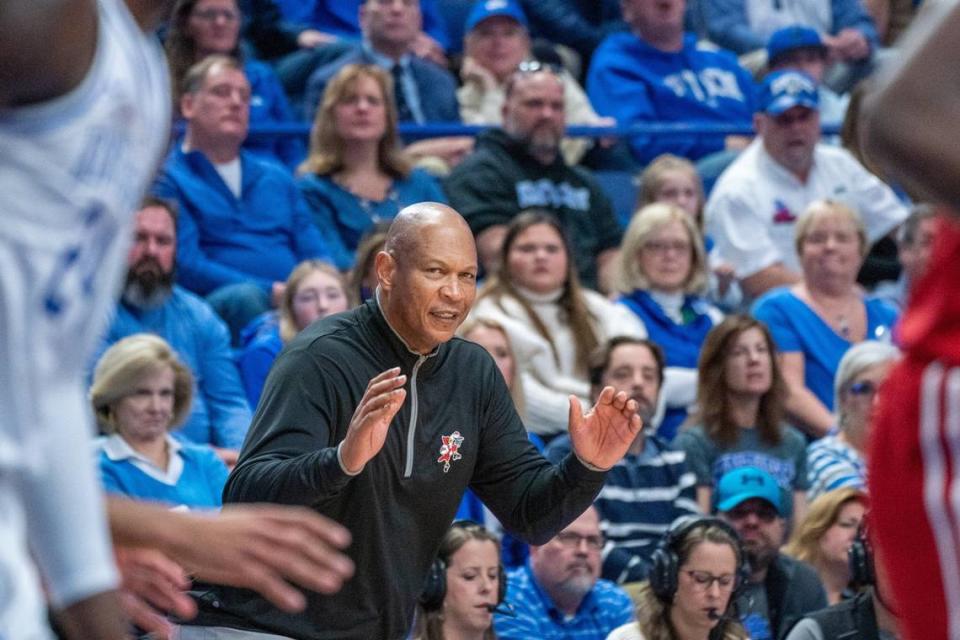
[586,0,756,164]
[153,55,330,344]
[494,505,635,639]
[546,337,700,584]
[96,198,252,466]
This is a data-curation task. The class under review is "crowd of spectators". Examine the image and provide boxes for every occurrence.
[72,0,928,636]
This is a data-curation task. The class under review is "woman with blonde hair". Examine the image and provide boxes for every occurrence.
[784,488,868,604]
[91,334,228,509]
[637,155,740,310]
[297,63,446,270]
[472,210,646,436]
[237,259,350,408]
[675,316,809,524]
[614,203,723,440]
[753,200,898,438]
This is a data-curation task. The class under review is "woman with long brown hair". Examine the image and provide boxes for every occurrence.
[297,63,446,270]
[675,316,809,524]
[471,210,646,436]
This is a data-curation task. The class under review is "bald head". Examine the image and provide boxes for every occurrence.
[384,202,475,264]
[376,202,479,354]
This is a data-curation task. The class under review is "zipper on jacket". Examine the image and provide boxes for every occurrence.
[404,355,428,478]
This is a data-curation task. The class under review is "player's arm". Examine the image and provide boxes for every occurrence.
[864,2,960,209]
[0,0,97,107]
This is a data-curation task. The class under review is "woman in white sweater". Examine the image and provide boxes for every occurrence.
[471,210,646,436]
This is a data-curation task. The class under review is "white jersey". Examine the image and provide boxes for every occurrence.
[0,0,170,635]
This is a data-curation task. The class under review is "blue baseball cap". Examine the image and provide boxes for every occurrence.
[715,466,785,516]
[465,0,529,33]
[758,70,819,115]
[767,26,827,66]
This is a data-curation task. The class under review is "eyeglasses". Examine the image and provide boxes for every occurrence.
[725,504,779,523]
[642,240,691,255]
[555,531,604,550]
[847,381,878,397]
[685,570,736,591]
[192,8,240,22]
[515,60,564,76]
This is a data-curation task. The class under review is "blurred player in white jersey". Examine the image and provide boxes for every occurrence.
[0,1,352,638]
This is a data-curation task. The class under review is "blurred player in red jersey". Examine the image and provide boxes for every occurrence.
[863,3,960,638]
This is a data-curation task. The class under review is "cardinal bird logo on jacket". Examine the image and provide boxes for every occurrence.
[437,431,464,473]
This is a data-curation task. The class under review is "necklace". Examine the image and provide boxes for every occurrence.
[837,312,851,339]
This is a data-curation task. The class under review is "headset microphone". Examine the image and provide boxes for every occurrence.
[485,601,517,617]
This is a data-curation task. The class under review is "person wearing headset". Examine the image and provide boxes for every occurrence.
[783,518,901,640]
[606,516,750,640]
[416,521,505,640]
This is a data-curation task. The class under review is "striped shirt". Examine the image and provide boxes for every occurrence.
[545,434,699,584]
[806,435,866,503]
[494,564,635,640]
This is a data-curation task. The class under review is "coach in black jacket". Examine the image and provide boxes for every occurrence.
[184,203,642,639]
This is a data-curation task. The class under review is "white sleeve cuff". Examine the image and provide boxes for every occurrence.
[336,442,363,476]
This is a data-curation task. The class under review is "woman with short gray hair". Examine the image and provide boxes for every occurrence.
[805,340,900,502]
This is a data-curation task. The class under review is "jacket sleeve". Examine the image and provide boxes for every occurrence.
[519,0,605,58]
[297,177,355,270]
[237,341,276,409]
[443,156,517,235]
[831,0,880,53]
[195,306,253,449]
[223,346,356,506]
[702,0,766,53]
[289,184,333,264]
[468,361,607,545]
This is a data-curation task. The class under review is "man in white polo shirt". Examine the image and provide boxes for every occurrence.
[705,70,907,299]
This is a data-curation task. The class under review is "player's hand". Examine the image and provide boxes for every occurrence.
[115,547,195,638]
[567,387,642,471]
[164,505,354,613]
[339,367,407,474]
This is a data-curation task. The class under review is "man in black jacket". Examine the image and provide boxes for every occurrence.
[182,202,642,639]
[444,66,622,291]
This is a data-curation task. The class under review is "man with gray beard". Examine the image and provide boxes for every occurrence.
[494,505,635,639]
[94,197,251,465]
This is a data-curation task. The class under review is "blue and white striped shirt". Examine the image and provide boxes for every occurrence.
[545,433,700,584]
[806,434,866,503]
[494,563,635,640]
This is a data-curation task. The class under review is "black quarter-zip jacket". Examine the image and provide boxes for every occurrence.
[189,298,607,639]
